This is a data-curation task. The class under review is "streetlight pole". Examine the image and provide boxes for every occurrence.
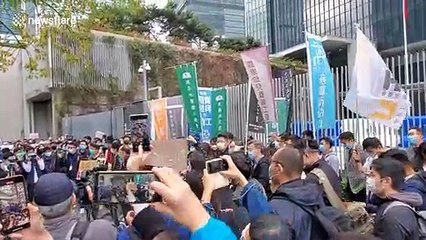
[142,60,148,101]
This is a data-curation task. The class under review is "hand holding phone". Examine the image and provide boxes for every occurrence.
[206,158,229,174]
[0,175,30,235]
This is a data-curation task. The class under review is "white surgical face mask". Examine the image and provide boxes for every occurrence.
[273,141,280,149]
[366,177,377,193]
[217,142,227,151]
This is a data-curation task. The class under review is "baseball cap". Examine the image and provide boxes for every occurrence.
[34,173,74,206]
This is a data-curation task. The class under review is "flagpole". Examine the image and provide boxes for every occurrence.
[402,0,410,85]
[354,23,361,142]
[244,82,251,154]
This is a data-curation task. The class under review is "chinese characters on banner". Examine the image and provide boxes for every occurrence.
[149,98,168,141]
[175,63,202,134]
[241,46,277,123]
[306,33,336,130]
[248,89,265,133]
[211,88,228,137]
[166,106,184,139]
[198,88,213,142]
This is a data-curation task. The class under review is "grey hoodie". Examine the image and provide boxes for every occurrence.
[44,213,117,240]
[324,152,340,176]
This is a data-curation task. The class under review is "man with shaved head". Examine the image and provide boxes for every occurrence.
[222,147,327,240]
[267,147,326,240]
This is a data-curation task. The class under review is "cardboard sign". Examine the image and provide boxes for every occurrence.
[78,160,98,172]
[29,133,39,139]
[95,131,105,139]
[144,139,188,171]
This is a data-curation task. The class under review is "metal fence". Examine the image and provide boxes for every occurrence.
[62,50,426,149]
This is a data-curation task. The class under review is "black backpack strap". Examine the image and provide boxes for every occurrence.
[71,220,90,240]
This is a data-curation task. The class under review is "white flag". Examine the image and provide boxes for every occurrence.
[343,28,411,129]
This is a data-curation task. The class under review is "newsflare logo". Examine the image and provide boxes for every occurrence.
[12,14,78,28]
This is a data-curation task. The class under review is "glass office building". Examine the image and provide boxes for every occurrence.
[372,0,426,51]
[304,0,373,40]
[245,0,270,46]
[269,0,304,53]
[175,0,245,38]
[269,0,374,54]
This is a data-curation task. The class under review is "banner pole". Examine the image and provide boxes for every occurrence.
[244,82,252,154]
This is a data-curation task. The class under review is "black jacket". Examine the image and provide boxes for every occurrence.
[304,158,342,205]
[252,157,270,191]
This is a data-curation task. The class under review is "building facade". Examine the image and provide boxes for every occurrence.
[372,0,426,51]
[268,0,425,54]
[245,0,270,46]
[174,0,245,38]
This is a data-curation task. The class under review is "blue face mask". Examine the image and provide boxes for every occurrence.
[44,151,52,157]
[248,151,255,161]
[79,145,87,150]
[344,143,353,150]
[319,144,325,153]
[408,135,418,146]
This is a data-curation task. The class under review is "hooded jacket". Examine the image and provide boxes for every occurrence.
[240,178,326,240]
[373,191,422,240]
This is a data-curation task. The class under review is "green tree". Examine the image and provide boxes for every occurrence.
[215,36,261,52]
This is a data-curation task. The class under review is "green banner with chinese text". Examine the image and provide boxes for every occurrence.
[176,63,202,133]
[211,88,227,137]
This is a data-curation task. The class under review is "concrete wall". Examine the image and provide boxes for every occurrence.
[0,49,25,141]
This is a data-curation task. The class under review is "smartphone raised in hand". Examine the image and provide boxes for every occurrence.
[206,158,229,174]
[94,171,161,204]
[0,175,30,235]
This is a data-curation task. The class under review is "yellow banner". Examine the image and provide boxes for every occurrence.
[150,98,168,140]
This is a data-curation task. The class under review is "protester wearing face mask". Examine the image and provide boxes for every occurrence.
[339,131,367,202]
[65,141,80,180]
[319,137,340,176]
[216,132,234,155]
[21,146,45,201]
[368,157,422,240]
[295,140,341,205]
[210,137,218,152]
[88,143,102,160]
[247,141,270,192]
[407,126,424,162]
[40,146,54,173]
[368,149,426,212]
[78,140,90,159]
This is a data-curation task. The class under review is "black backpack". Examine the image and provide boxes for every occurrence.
[69,220,90,240]
[272,192,354,239]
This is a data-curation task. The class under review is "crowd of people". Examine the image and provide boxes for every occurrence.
[0,127,425,240]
